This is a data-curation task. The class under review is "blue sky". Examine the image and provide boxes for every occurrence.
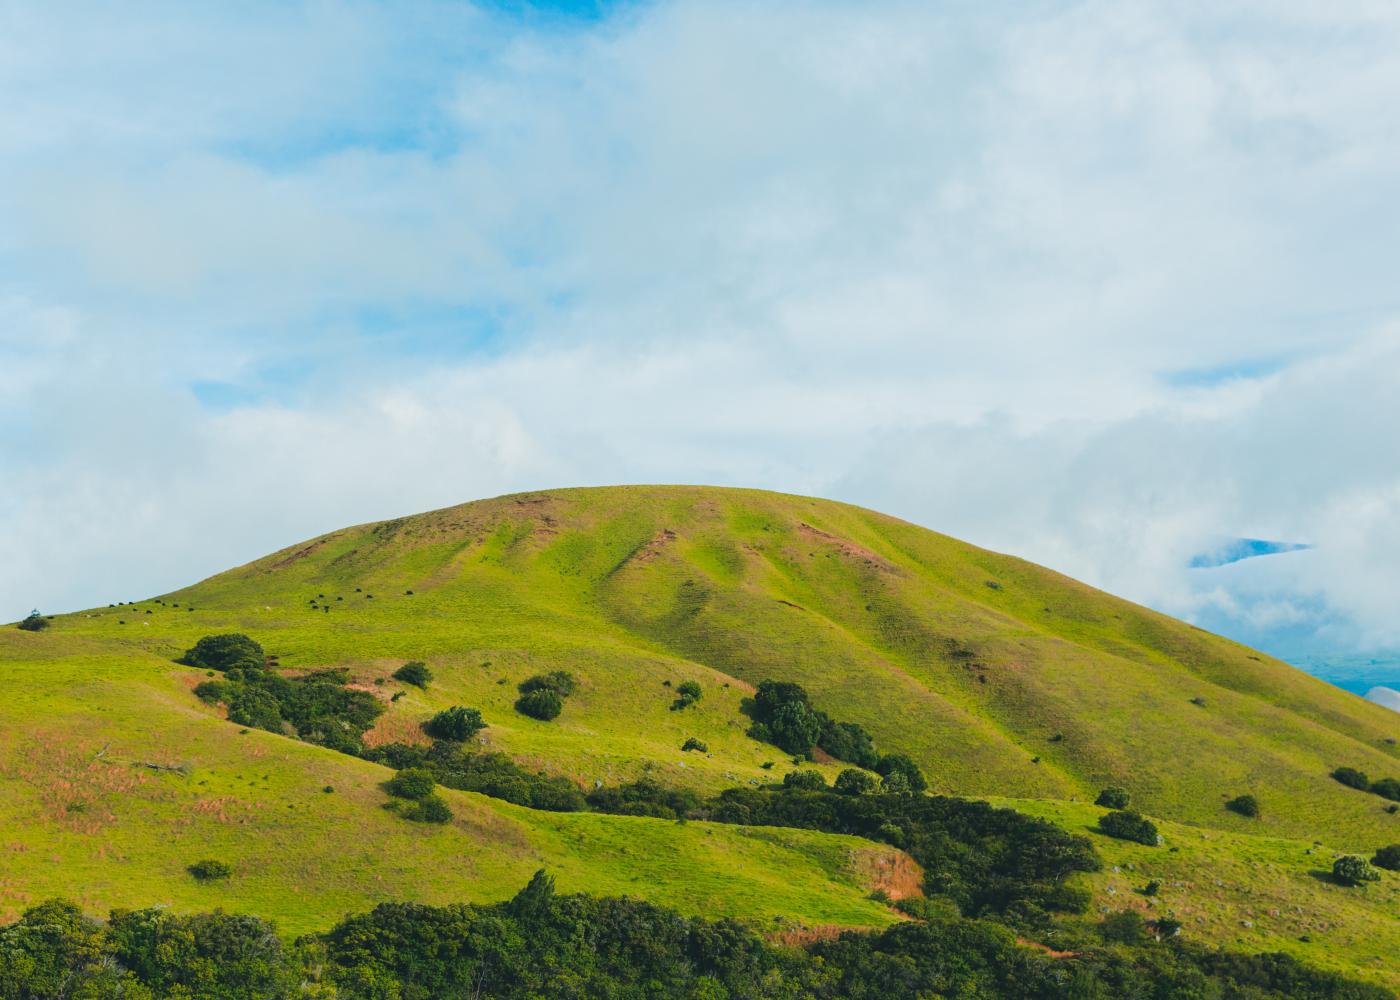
[3,1,1400,690]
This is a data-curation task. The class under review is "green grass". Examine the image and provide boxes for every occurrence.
[0,641,899,937]
[997,797,1400,989]
[5,484,1399,984]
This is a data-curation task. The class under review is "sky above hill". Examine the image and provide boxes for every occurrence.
[3,1,1399,684]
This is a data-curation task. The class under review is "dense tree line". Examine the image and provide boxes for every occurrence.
[0,879,1389,999]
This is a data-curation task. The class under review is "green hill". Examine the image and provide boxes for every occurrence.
[5,485,1399,987]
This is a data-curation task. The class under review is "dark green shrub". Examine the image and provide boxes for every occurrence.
[386,768,436,800]
[1100,909,1147,944]
[1332,766,1370,790]
[681,737,707,752]
[1332,855,1380,886]
[671,680,702,710]
[1226,794,1260,818]
[178,633,263,672]
[875,753,928,793]
[424,706,485,741]
[819,721,879,769]
[1154,916,1182,938]
[782,769,827,790]
[1099,810,1159,846]
[187,859,232,881]
[1095,786,1131,809]
[762,700,823,755]
[834,768,878,796]
[881,770,913,795]
[393,661,433,688]
[192,681,227,703]
[1371,844,1400,870]
[1370,777,1400,801]
[877,821,905,847]
[518,671,577,697]
[515,689,563,721]
[403,793,452,824]
[16,611,48,632]
[1143,879,1161,896]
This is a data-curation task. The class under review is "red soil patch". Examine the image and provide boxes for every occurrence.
[853,846,924,901]
[270,537,330,569]
[627,528,678,566]
[796,523,897,573]
[363,713,434,749]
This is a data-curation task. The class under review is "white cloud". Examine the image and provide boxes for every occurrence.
[2,1,1399,674]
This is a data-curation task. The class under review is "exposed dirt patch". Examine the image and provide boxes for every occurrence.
[363,713,433,749]
[631,528,678,565]
[269,537,330,570]
[852,846,924,901]
[796,523,898,573]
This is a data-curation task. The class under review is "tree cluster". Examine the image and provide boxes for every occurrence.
[745,681,926,793]
[2,881,1389,1000]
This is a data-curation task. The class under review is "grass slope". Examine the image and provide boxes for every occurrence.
[0,633,902,937]
[5,485,1399,984]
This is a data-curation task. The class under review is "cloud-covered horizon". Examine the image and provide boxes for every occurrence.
[3,1,1399,681]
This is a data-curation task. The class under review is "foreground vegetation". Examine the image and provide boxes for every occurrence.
[3,875,1390,1000]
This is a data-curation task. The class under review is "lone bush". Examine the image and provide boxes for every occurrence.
[424,706,485,742]
[386,768,436,800]
[1226,794,1260,818]
[518,671,577,697]
[179,633,263,672]
[681,737,708,752]
[782,769,827,791]
[17,611,49,632]
[1100,910,1147,945]
[1099,810,1159,846]
[393,661,433,688]
[1095,786,1131,809]
[671,680,703,710]
[188,859,233,881]
[1332,766,1370,790]
[1371,844,1400,871]
[1332,855,1380,886]
[833,769,878,796]
[515,689,563,722]
[1370,777,1400,801]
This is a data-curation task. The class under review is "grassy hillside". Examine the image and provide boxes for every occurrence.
[5,484,1399,985]
[50,485,1397,841]
[0,632,904,937]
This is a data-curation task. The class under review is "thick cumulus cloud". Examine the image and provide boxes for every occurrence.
[1,1,1398,668]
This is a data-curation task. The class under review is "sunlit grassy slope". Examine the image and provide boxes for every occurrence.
[57,485,1396,840]
[6,484,1399,981]
[998,797,1400,987]
[0,634,903,937]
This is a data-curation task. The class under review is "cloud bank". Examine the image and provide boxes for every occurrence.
[2,1,1398,676]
